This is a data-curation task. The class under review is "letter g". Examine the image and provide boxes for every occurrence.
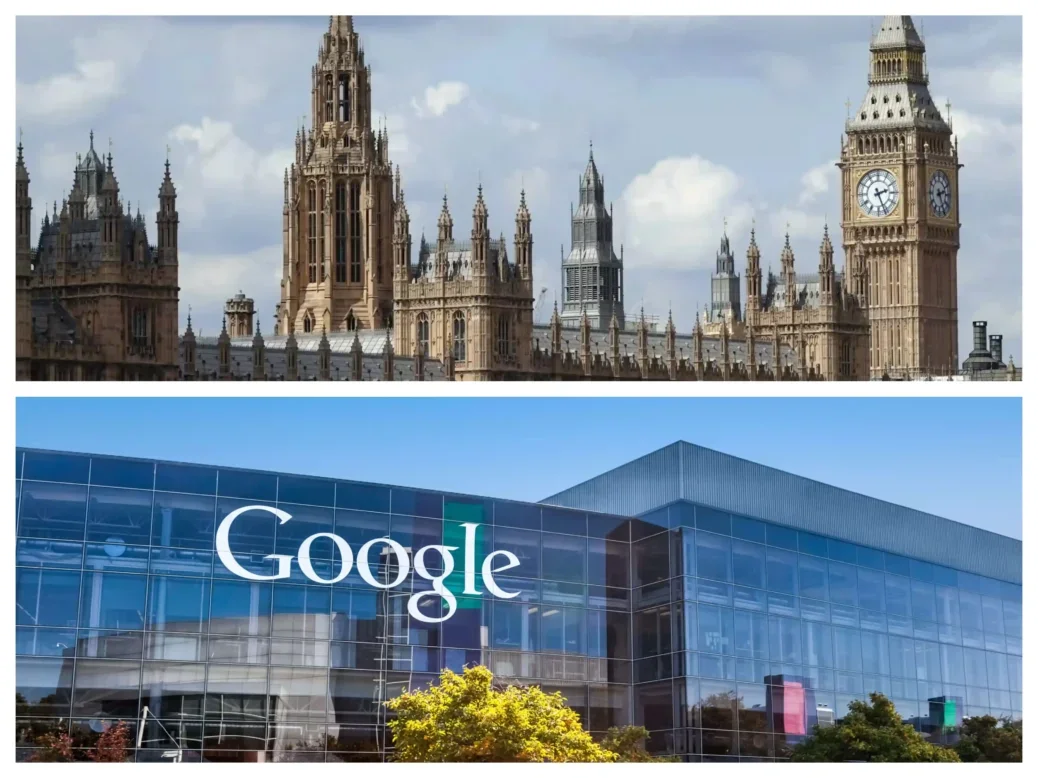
[216,505,294,581]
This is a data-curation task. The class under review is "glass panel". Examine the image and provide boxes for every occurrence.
[768,616,801,664]
[85,486,153,547]
[632,532,669,587]
[986,652,1010,690]
[766,525,798,551]
[827,540,857,565]
[695,507,731,536]
[911,580,937,623]
[860,630,889,675]
[802,621,833,668]
[89,456,154,489]
[542,506,586,536]
[16,568,81,628]
[18,481,88,541]
[981,596,1005,635]
[885,574,912,618]
[586,513,629,541]
[885,553,912,577]
[390,488,443,519]
[155,461,217,495]
[152,492,217,550]
[217,469,278,502]
[16,538,83,569]
[23,451,91,483]
[588,538,629,589]
[798,555,828,602]
[205,664,269,721]
[277,475,335,507]
[696,532,731,583]
[732,540,766,590]
[542,533,586,583]
[71,659,142,718]
[147,576,211,633]
[16,657,74,717]
[765,548,797,595]
[797,531,828,558]
[731,516,766,544]
[79,571,147,630]
[828,562,856,607]
[856,546,885,571]
[141,661,206,718]
[210,580,272,637]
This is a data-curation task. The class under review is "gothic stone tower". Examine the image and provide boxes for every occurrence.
[392,183,535,381]
[16,139,32,380]
[278,16,394,337]
[225,291,255,337]
[710,227,741,326]
[25,134,180,380]
[840,15,960,378]
[561,146,624,329]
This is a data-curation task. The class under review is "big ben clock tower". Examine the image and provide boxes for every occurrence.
[839,15,960,378]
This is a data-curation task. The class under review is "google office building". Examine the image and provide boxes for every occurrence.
[14,442,1022,762]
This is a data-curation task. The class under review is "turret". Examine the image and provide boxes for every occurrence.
[514,188,532,281]
[471,184,489,277]
[779,230,796,306]
[393,182,412,276]
[818,223,835,306]
[435,193,453,279]
[746,226,762,317]
[157,152,178,266]
[251,322,266,380]
[182,311,197,379]
[217,317,231,379]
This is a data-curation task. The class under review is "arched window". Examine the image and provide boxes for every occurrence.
[303,312,314,334]
[452,311,466,362]
[338,73,350,122]
[324,74,333,124]
[346,311,357,332]
[335,181,347,282]
[307,182,317,283]
[349,182,361,284]
[416,314,429,356]
[318,183,326,282]
[497,314,512,357]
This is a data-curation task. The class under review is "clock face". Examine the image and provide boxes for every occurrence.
[857,169,899,217]
[929,171,952,217]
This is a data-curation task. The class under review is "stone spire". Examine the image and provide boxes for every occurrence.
[563,143,624,329]
[514,187,533,281]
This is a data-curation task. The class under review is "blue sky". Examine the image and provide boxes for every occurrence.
[15,397,1022,540]
[15,15,1022,362]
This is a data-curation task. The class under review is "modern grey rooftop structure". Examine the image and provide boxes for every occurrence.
[544,441,1021,584]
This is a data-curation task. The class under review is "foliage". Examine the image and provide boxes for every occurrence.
[789,693,960,763]
[599,725,674,762]
[29,732,75,763]
[90,721,131,762]
[385,665,616,762]
[953,715,1022,762]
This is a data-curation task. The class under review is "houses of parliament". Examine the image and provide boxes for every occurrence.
[15,15,1020,381]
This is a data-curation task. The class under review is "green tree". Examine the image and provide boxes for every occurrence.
[385,665,616,762]
[599,725,674,762]
[953,715,1022,762]
[790,693,960,763]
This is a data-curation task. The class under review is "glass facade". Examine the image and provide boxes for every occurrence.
[14,449,1022,762]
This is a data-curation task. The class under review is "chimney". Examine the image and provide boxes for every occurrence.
[971,321,989,355]
[989,334,1003,365]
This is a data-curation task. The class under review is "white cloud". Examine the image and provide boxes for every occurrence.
[411,81,470,118]
[797,160,838,206]
[178,244,282,331]
[17,61,121,123]
[617,156,755,271]
[769,207,826,242]
[941,59,1021,109]
[373,110,417,166]
[168,118,292,220]
[16,19,157,123]
[502,116,541,135]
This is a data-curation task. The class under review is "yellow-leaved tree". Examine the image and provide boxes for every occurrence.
[385,665,617,762]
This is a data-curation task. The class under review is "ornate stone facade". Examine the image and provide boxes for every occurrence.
[390,186,535,381]
[16,134,180,380]
[275,16,394,338]
[840,15,960,378]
